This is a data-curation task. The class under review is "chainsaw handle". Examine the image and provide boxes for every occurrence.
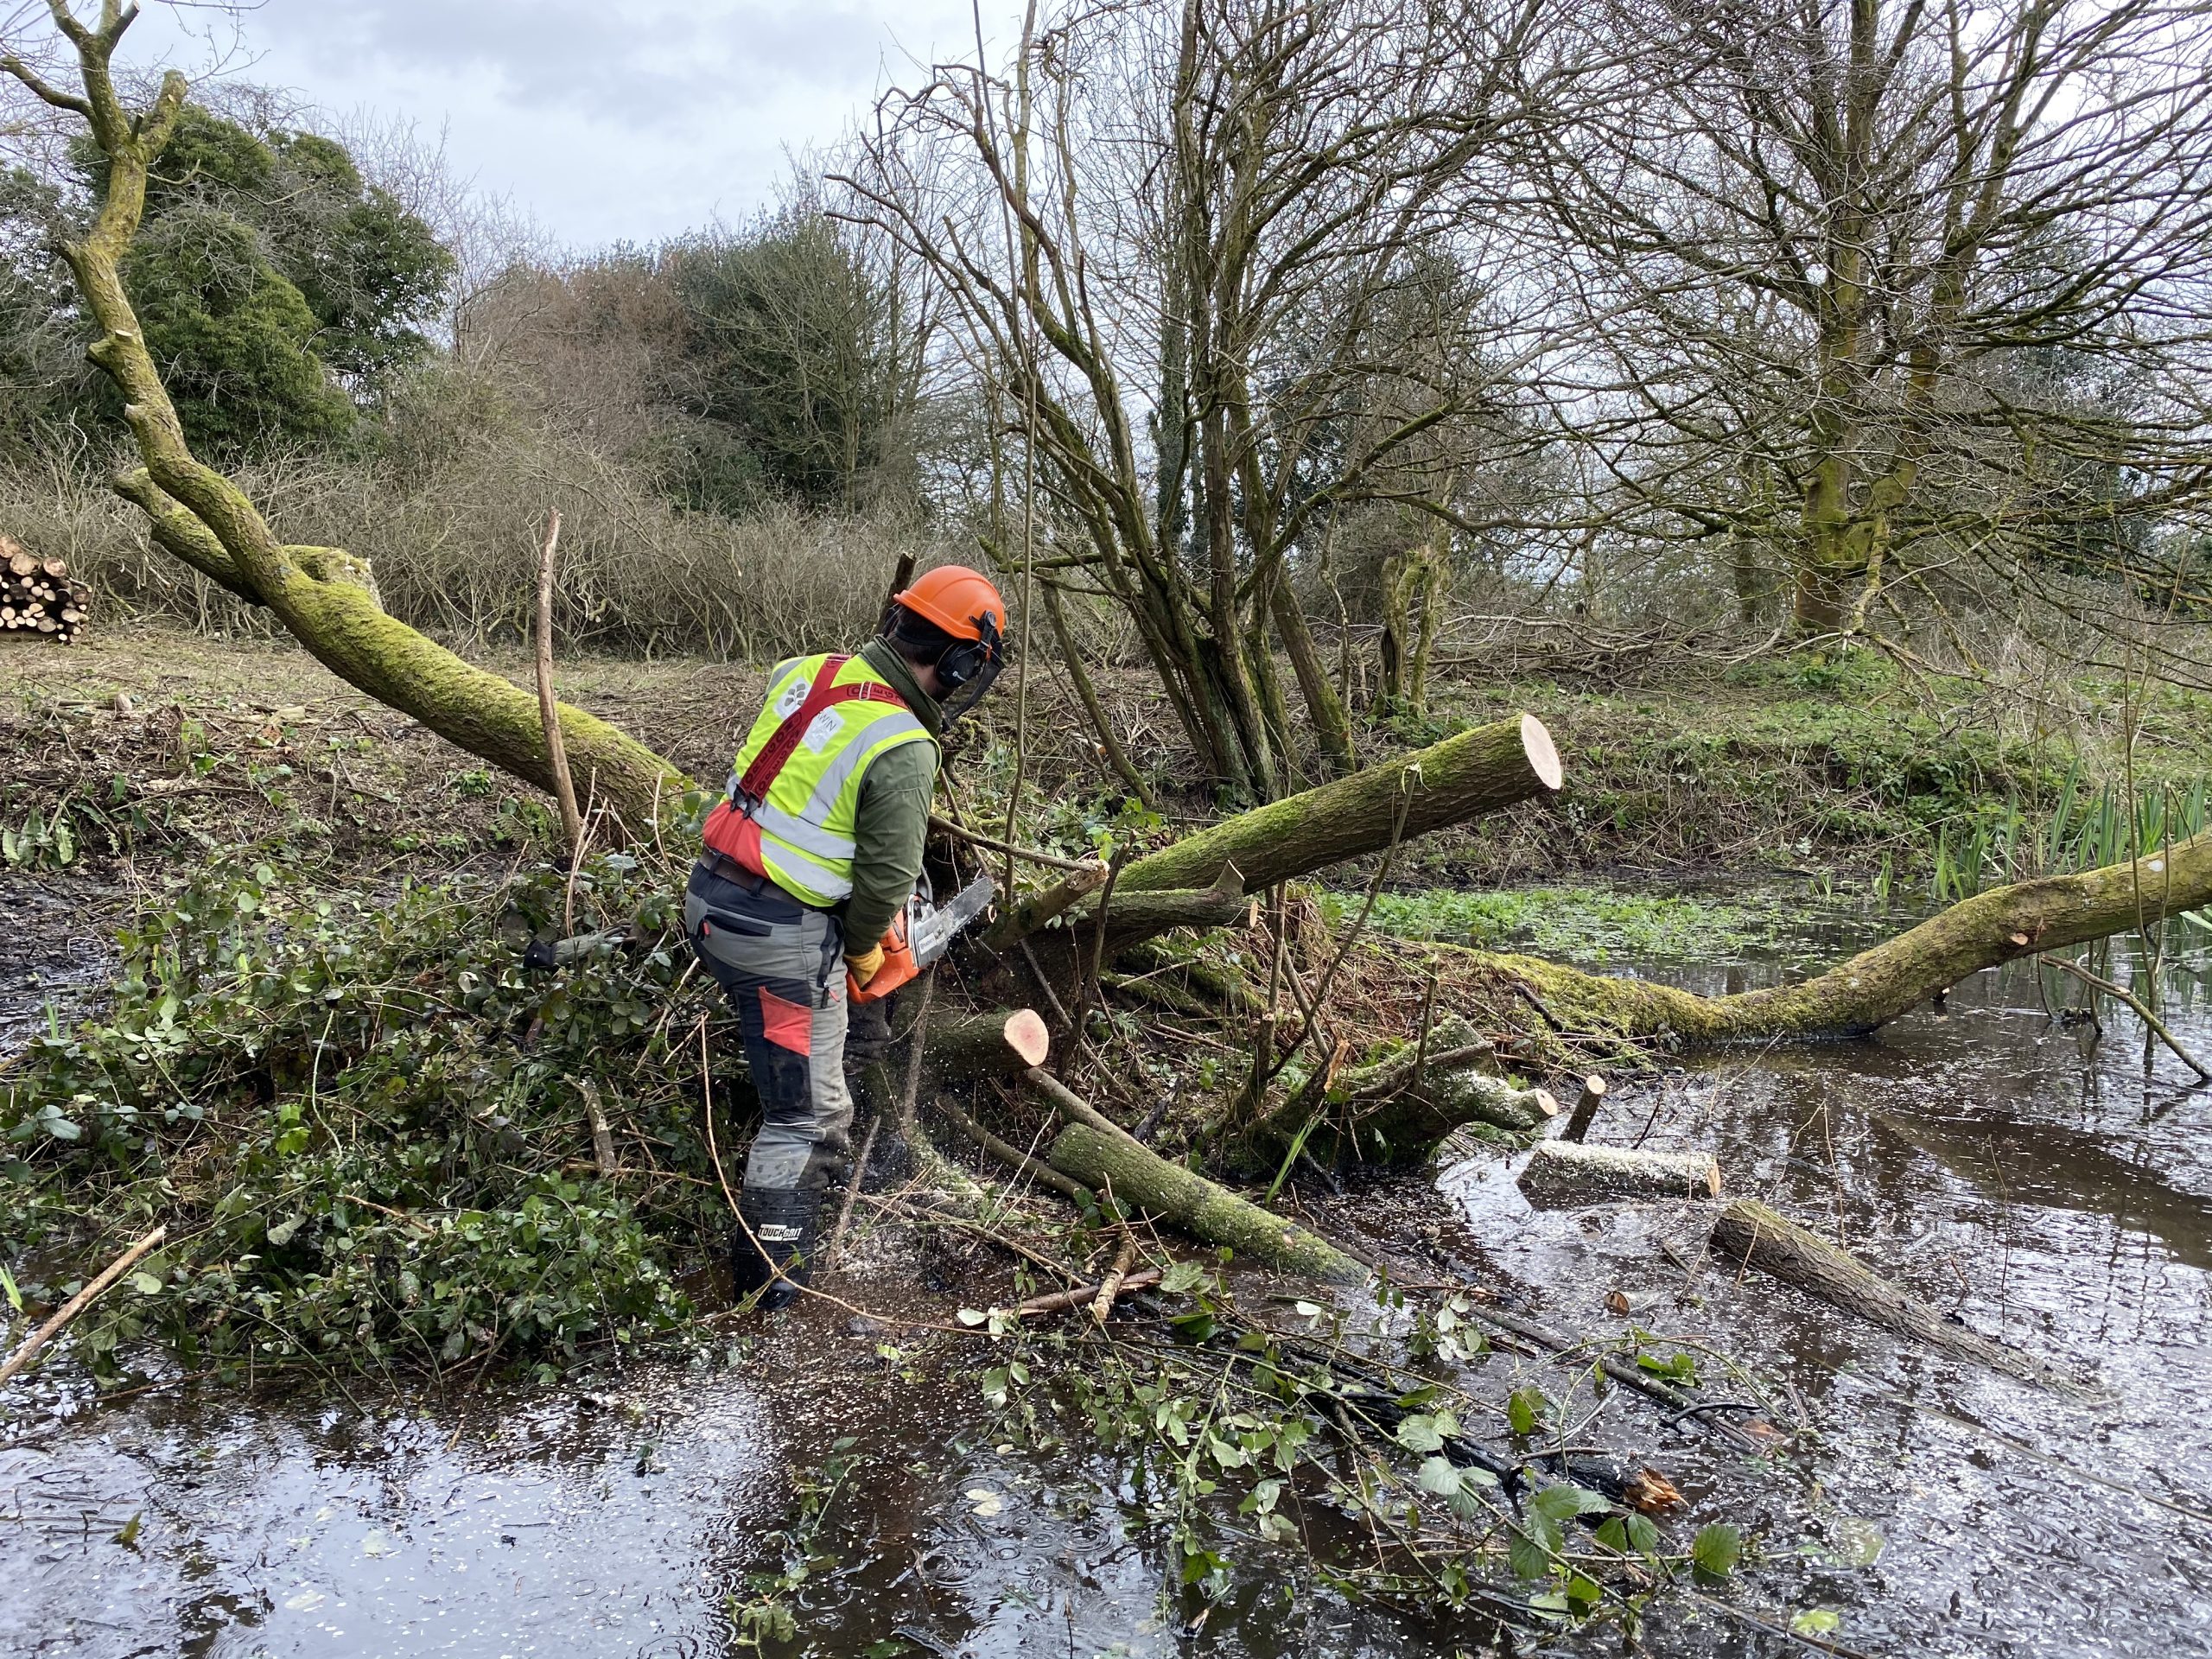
[848,909,919,1006]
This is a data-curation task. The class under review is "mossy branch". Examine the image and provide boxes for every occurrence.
[1471,828,2212,1044]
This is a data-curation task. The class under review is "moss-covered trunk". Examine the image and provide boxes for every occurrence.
[1487,830,2212,1042]
[1046,1122,1363,1283]
[1107,713,1562,905]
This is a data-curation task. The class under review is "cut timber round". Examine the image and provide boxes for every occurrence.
[1560,1074,1608,1143]
[1003,1008,1050,1067]
[926,1008,1051,1077]
[1520,712,1563,791]
[1517,1140,1719,1208]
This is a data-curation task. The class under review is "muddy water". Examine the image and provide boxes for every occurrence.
[5,893,2212,1656]
[0,873,115,1056]
[1427,899,2212,1656]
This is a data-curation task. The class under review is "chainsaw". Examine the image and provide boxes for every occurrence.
[848,873,995,1004]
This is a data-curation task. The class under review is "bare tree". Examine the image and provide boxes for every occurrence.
[1527,0,2212,642]
[839,0,1565,799]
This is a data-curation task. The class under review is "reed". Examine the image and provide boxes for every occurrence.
[1929,765,2212,903]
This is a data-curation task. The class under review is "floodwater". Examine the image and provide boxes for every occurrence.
[4,891,2212,1656]
[0,874,113,1057]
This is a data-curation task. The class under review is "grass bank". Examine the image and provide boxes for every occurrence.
[8,627,2210,893]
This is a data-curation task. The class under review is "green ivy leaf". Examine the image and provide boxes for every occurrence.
[1532,1484,1611,1525]
[1160,1260,1209,1295]
[1416,1455,1463,1497]
[1395,1413,1447,1453]
[1507,1384,1550,1435]
[1509,1522,1558,1580]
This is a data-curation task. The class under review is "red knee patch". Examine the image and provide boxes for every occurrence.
[758,987,814,1054]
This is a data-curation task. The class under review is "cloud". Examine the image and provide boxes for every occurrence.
[97,0,1024,246]
[252,0,884,129]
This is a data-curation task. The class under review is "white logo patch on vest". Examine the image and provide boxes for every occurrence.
[801,709,844,753]
[773,677,810,718]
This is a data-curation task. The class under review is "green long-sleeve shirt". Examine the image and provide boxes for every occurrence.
[842,639,943,947]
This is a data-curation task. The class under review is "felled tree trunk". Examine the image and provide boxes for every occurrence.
[1101,713,1562,909]
[1484,830,2212,1043]
[1031,1073,1364,1283]
[1230,1016,1557,1170]
[1711,1200,2086,1394]
[1518,1141,1720,1208]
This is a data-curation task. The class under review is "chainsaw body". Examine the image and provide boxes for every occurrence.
[847,874,995,1005]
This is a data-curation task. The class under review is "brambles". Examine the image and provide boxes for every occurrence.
[960,1258,1749,1634]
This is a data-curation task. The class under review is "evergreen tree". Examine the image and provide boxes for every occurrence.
[68,103,454,451]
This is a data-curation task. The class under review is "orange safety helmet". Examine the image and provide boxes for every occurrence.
[893,565,1007,647]
[891,565,1009,718]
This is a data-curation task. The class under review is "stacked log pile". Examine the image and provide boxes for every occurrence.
[1,537,90,644]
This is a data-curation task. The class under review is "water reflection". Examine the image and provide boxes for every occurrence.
[1435,895,2212,1656]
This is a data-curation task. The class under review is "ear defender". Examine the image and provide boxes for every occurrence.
[937,611,1006,721]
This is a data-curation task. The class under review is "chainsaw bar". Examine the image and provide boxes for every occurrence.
[910,874,995,965]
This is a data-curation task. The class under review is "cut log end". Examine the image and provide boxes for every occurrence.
[1520,713,1564,792]
[1002,1008,1051,1068]
[1560,1073,1609,1142]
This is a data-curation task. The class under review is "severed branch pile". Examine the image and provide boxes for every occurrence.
[0,538,90,645]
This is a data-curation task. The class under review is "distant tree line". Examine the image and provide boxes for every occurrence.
[4,0,2212,794]
[0,101,925,517]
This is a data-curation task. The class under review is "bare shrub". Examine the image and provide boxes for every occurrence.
[0,378,953,662]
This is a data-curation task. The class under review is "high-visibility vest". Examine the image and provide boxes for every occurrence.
[701,652,935,906]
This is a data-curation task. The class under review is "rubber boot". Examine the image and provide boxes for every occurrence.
[730,1183,819,1311]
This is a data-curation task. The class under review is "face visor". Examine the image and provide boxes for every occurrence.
[937,610,1006,726]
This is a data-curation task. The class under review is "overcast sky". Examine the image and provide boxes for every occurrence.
[111,0,1025,249]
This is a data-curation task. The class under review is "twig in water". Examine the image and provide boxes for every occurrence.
[2042,954,2210,1080]
[1090,1225,1138,1323]
[0,1226,168,1389]
[892,969,938,1155]
[531,508,583,854]
[1016,1268,1162,1319]
[826,1110,883,1270]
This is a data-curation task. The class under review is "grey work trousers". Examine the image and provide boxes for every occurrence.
[682,861,854,1192]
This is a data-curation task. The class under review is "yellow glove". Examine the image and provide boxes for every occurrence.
[847,942,887,987]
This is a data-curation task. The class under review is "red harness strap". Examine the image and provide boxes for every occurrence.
[702,655,907,879]
[736,655,906,802]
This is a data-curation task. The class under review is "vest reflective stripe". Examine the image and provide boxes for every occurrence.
[722,652,934,908]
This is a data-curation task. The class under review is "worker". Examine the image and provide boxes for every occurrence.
[683,566,1009,1308]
